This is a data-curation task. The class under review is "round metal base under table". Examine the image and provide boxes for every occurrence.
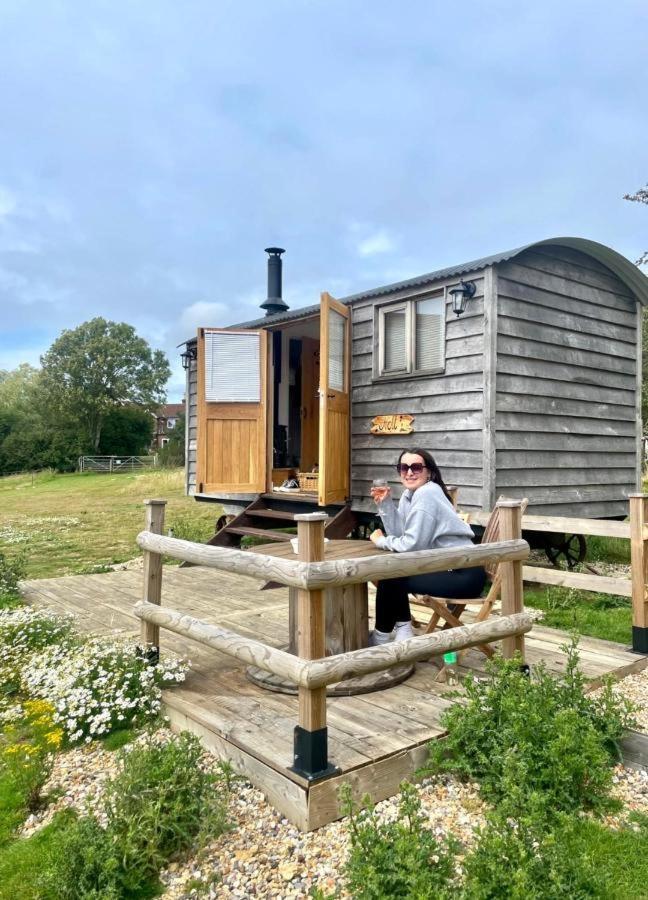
[245,661,415,696]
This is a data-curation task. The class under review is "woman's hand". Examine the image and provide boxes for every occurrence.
[369,528,384,545]
[370,485,391,504]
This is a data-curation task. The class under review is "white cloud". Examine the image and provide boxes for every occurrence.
[179,300,228,333]
[356,230,396,258]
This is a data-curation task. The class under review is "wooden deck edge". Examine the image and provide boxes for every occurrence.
[163,697,445,832]
[306,739,433,830]
[164,703,312,830]
[620,730,648,771]
[584,652,648,689]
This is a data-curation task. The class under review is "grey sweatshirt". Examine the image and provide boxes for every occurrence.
[375,481,475,553]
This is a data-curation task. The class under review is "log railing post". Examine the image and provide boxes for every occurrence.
[498,499,525,662]
[629,493,648,654]
[290,512,337,781]
[140,499,166,661]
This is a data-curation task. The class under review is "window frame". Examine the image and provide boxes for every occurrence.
[372,288,447,382]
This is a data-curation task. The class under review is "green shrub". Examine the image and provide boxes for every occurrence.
[33,732,230,898]
[424,641,635,821]
[0,551,26,609]
[0,700,63,813]
[339,782,458,899]
[166,513,213,545]
[462,811,608,899]
[102,732,229,891]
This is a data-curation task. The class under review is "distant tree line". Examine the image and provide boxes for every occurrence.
[0,318,171,475]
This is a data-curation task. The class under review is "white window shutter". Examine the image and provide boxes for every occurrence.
[204,332,261,402]
[328,309,346,391]
[415,298,444,370]
[384,308,407,371]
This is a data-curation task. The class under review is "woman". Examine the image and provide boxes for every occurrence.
[369,448,486,644]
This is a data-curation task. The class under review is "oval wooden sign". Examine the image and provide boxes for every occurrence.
[370,414,414,435]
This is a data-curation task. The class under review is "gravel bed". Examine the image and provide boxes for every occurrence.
[596,665,648,733]
[159,774,486,899]
[15,721,648,899]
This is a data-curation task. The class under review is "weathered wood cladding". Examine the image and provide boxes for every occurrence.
[187,356,198,495]
[494,247,638,516]
[185,239,644,521]
[350,278,486,510]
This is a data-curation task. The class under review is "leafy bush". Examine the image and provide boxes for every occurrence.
[424,641,635,821]
[0,551,26,609]
[166,513,213,545]
[462,811,608,899]
[46,732,230,898]
[21,637,188,743]
[0,700,63,818]
[105,732,229,888]
[339,782,458,899]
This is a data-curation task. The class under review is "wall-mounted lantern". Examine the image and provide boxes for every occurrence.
[449,280,476,316]
[181,346,197,370]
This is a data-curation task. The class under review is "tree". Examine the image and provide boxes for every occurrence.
[39,319,171,452]
[624,183,648,266]
[98,406,154,456]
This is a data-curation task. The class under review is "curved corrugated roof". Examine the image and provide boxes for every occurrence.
[183,237,647,337]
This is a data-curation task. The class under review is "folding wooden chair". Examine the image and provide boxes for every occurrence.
[412,497,529,662]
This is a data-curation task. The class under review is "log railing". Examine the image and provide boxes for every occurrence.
[470,494,648,654]
[135,499,532,780]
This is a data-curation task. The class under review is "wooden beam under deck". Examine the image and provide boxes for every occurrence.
[20,565,648,830]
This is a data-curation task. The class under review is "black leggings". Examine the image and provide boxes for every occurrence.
[374,566,487,633]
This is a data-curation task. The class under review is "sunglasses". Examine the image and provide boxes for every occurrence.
[396,463,427,475]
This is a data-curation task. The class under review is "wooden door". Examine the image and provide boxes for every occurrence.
[300,337,320,471]
[318,293,350,505]
[196,328,268,494]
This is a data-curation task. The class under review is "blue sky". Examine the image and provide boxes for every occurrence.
[0,0,646,400]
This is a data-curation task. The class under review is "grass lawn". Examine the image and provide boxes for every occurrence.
[0,467,639,646]
[524,585,632,645]
[0,468,220,579]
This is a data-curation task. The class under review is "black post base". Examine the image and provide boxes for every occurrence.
[289,726,339,782]
[631,626,648,655]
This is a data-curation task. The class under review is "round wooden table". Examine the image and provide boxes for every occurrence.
[246,539,415,696]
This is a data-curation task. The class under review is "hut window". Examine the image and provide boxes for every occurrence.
[204,331,261,402]
[382,306,407,373]
[328,307,347,391]
[376,291,445,378]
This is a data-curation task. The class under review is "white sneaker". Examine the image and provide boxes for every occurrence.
[277,478,300,492]
[393,621,415,642]
[368,629,392,646]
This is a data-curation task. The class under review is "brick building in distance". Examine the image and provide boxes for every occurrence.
[152,401,185,450]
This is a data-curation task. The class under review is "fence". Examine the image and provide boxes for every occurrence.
[134,499,532,781]
[470,493,648,654]
[78,455,157,473]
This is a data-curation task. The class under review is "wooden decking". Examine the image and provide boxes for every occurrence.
[21,565,648,830]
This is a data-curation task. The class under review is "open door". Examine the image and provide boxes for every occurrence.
[196,328,268,494]
[318,292,351,505]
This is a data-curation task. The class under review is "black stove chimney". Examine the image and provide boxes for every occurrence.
[260,247,289,316]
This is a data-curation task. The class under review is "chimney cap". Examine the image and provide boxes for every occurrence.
[261,246,288,316]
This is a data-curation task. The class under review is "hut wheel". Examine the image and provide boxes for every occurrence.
[215,514,235,533]
[545,534,587,570]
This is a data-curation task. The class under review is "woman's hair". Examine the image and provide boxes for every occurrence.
[397,448,453,503]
